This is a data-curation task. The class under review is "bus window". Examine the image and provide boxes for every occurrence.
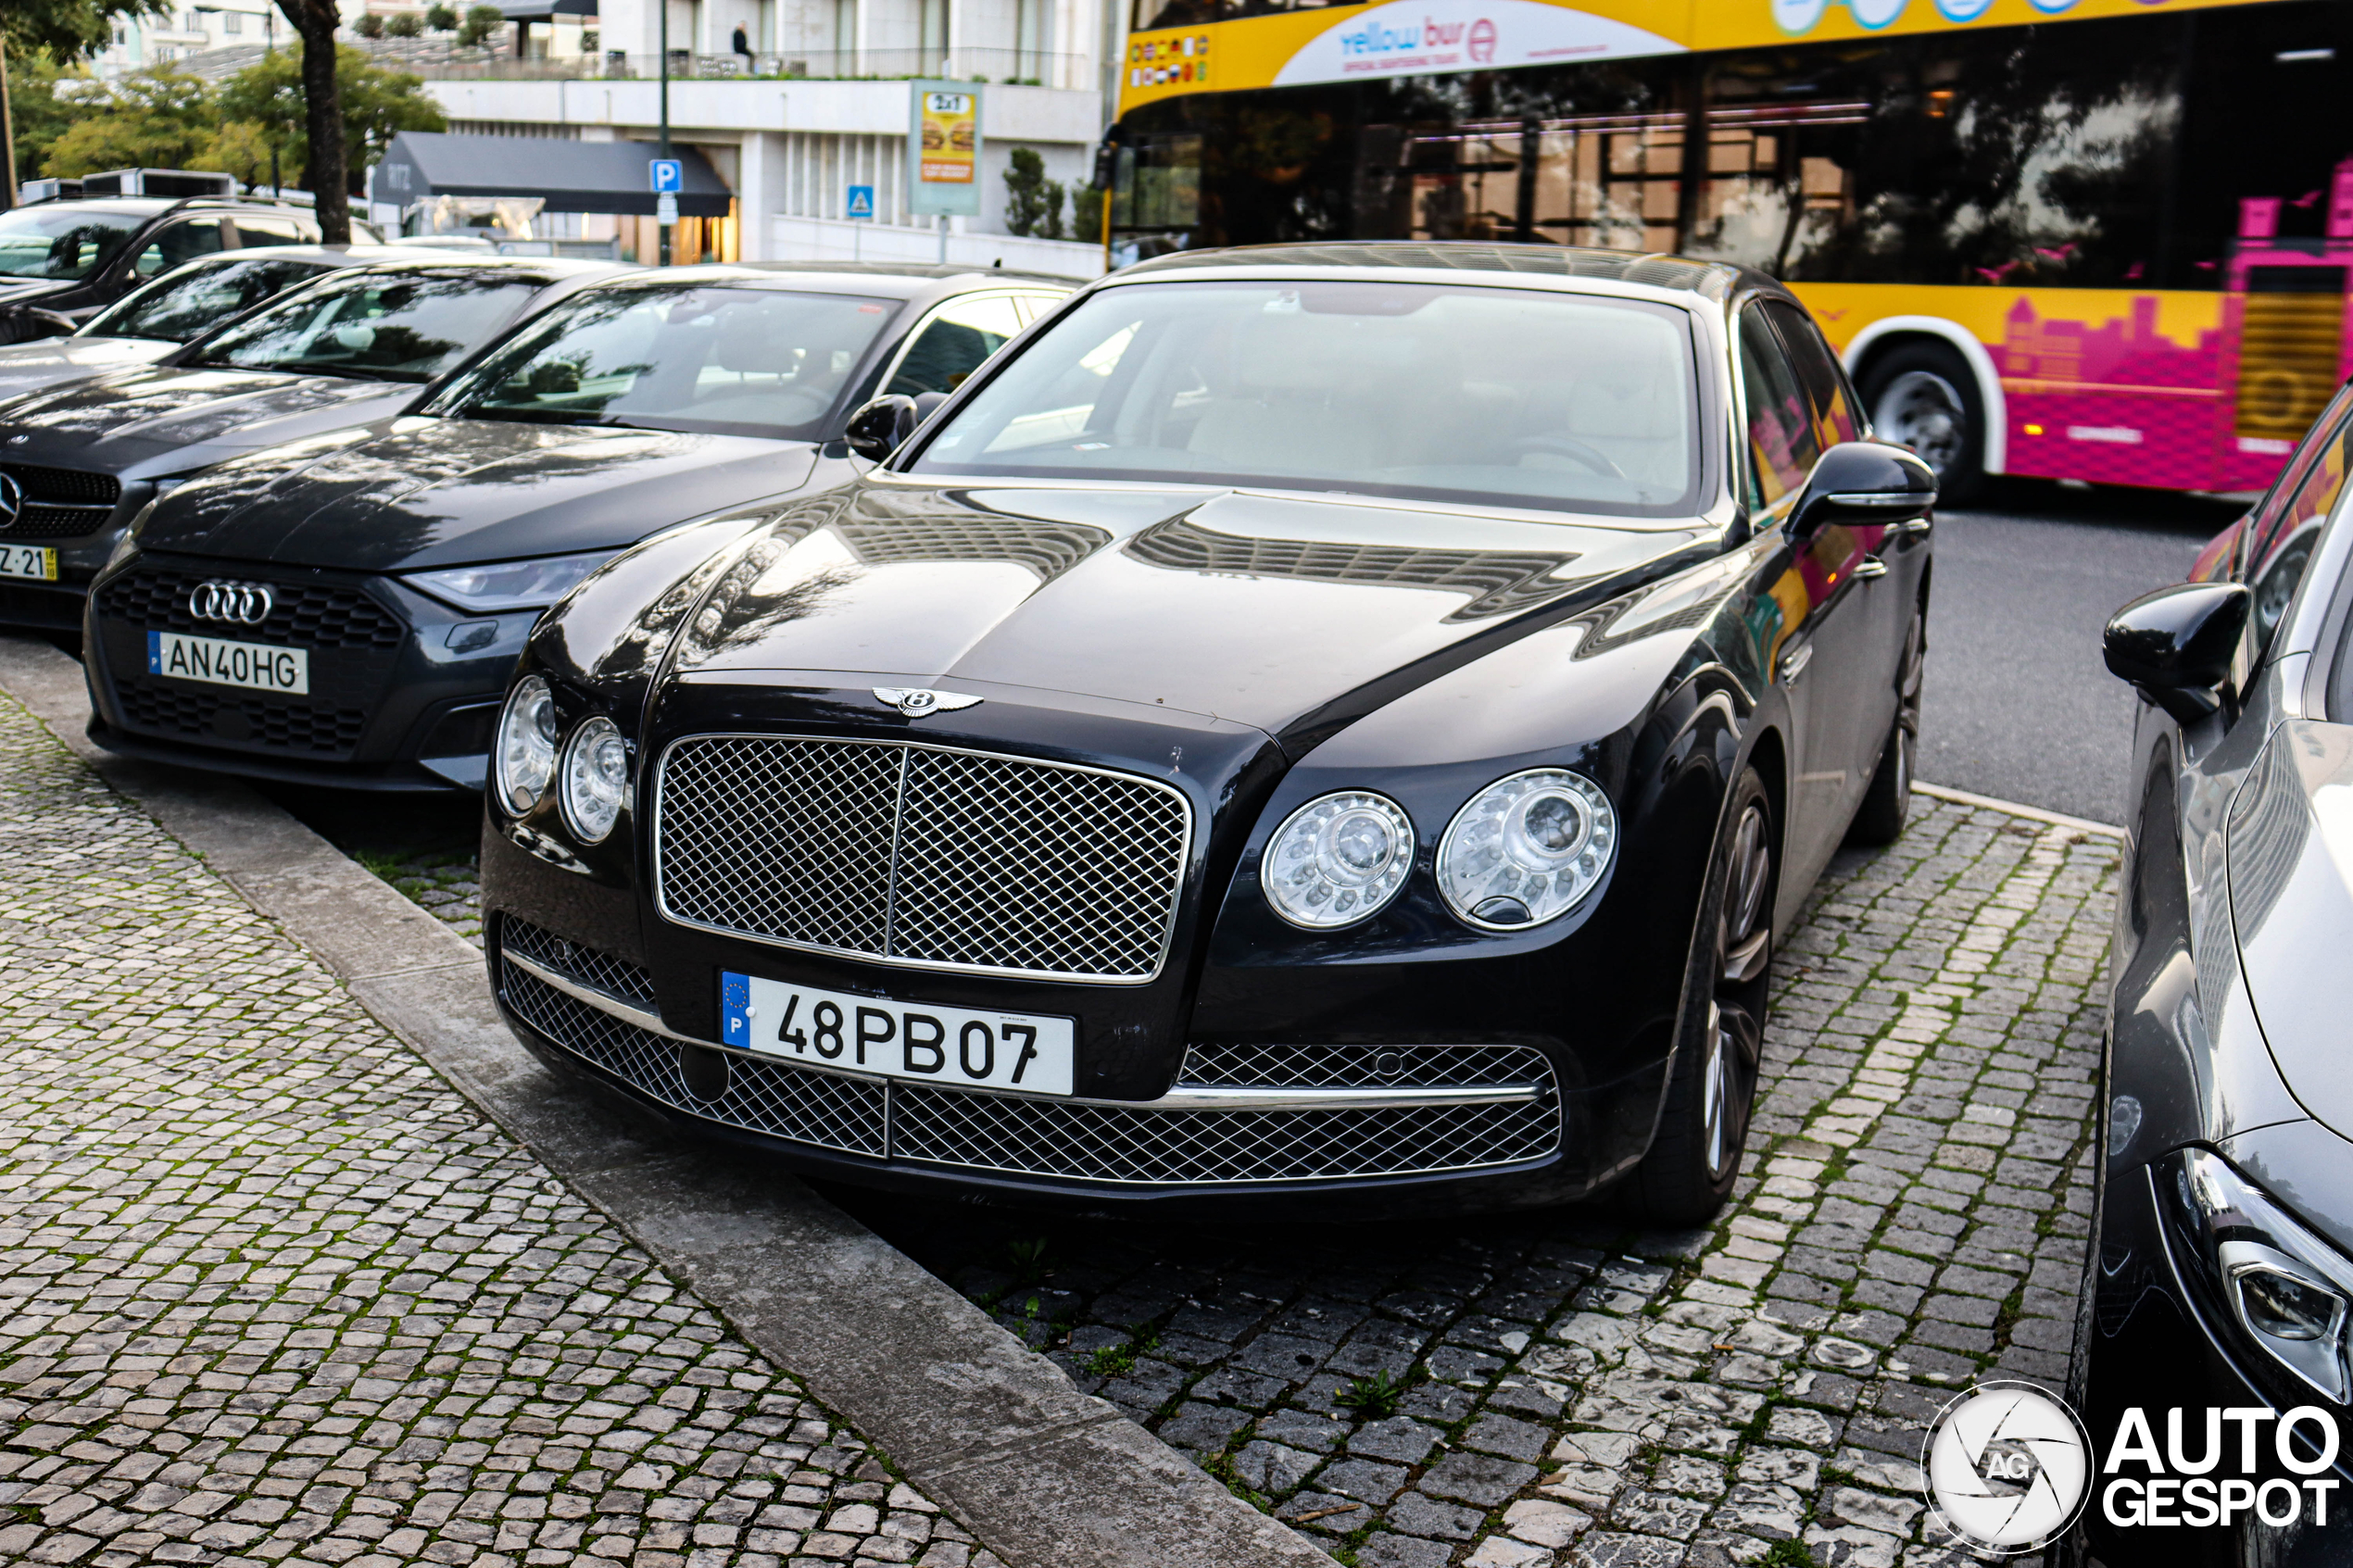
[1739,305,1820,510]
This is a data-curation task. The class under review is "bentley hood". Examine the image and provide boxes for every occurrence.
[0,335,175,401]
[2227,720,2353,1143]
[0,364,412,481]
[136,416,821,571]
[663,480,1710,740]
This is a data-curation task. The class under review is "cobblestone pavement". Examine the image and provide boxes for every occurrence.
[834,797,2117,1568]
[0,694,994,1568]
[364,853,484,948]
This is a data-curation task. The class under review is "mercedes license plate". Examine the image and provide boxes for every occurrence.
[720,971,1076,1096]
[148,630,309,696]
[0,546,56,582]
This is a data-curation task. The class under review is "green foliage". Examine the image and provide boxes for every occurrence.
[1071,183,1104,244]
[456,4,505,46]
[39,64,211,176]
[384,10,423,35]
[1333,1369,1409,1419]
[2,52,89,186]
[354,12,385,37]
[1004,1236,1051,1283]
[424,2,459,28]
[1001,145,1065,241]
[213,43,445,189]
[3,0,172,64]
[1083,1338,1138,1377]
[1761,1541,1819,1568]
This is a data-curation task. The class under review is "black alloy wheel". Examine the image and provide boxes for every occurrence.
[1848,609,1923,847]
[1627,767,1775,1223]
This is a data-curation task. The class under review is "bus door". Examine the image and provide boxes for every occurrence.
[2224,164,2353,490]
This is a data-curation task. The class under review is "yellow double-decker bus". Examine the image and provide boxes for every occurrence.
[1107,0,2351,499]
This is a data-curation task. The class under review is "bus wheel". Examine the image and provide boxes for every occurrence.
[1861,341,1985,505]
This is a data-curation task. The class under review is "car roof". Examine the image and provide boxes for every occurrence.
[11,198,180,220]
[734,259,1075,287]
[195,244,478,267]
[319,255,633,285]
[1119,242,1779,307]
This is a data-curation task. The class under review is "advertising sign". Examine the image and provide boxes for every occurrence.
[908,81,983,218]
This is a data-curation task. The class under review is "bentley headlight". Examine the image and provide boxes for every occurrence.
[495,675,558,815]
[2158,1148,2353,1403]
[1262,791,1415,929]
[1437,769,1616,929]
[560,716,628,843]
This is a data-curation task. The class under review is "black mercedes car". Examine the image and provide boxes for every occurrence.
[82,263,1069,789]
[2076,383,2353,1563]
[0,243,451,402]
[0,255,623,637]
[475,243,1936,1218]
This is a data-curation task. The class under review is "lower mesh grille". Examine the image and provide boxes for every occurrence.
[0,503,110,539]
[115,674,369,756]
[500,930,1561,1185]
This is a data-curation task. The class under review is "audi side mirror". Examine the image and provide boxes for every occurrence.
[844,394,919,462]
[2104,582,2252,725]
[1788,441,1938,539]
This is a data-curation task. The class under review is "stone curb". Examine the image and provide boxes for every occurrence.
[0,634,1330,1568]
[1914,779,2126,839]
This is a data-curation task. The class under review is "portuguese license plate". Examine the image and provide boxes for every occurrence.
[720,971,1076,1096]
[148,629,309,696]
[0,546,56,582]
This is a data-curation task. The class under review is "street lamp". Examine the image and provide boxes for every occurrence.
[658,0,672,264]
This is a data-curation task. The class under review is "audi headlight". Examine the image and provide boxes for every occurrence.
[560,716,628,843]
[495,675,558,814]
[1437,769,1616,929]
[2158,1148,2353,1402]
[1262,791,1415,929]
[404,550,616,613]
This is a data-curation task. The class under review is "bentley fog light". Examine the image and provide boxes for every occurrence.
[1262,791,1415,929]
[1438,769,1616,929]
[560,716,628,843]
[495,675,558,814]
[2161,1148,2353,1402]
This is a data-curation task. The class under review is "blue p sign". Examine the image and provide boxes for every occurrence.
[846,183,875,220]
[649,157,684,194]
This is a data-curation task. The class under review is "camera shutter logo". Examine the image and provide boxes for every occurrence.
[190,581,274,628]
[0,472,20,527]
[1923,1381,2093,1552]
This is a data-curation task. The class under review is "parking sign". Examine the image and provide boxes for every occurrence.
[649,158,684,194]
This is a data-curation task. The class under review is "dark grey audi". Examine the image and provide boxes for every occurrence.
[82,264,1066,788]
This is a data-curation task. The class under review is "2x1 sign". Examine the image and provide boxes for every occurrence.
[907,80,982,217]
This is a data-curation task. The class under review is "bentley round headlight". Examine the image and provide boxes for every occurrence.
[495,675,558,815]
[1262,791,1415,929]
[1437,769,1616,929]
[560,716,628,843]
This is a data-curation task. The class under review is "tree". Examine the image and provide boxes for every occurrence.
[39,63,211,175]
[3,0,171,64]
[199,120,275,188]
[385,12,423,37]
[263,1,353,241]
[424,3,459,30]
[216,42,443,224]
[456,5,504,46]
[4,53,88,189]
[1002,146,1065,241]
[354,12,385,37]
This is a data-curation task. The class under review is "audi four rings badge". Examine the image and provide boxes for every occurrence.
[872,687,983,718]
[0,473,20,527]
[190,582,274,626]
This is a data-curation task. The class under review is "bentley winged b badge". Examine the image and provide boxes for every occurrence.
[873,687,983,718]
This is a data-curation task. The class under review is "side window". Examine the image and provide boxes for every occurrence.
[1737,305,1821,510]
[887,295,1024,396]
[129,219,228,279]
[1011,291,1064,325]
[231,216,318,247]
[1763,299,1859,450]
[2242,408,2353,656]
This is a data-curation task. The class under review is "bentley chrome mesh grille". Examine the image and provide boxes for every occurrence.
[1176,1042,1552,1090]
[657,736,1191,982]
[499,915,658,1006]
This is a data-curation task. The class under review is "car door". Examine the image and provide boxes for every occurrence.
[1766,296,1911,804]
[1736,300,1872,880]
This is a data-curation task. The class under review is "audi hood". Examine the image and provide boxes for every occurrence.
[655,479,1713,741]
[132,416,823,573]
[0,364,419,483]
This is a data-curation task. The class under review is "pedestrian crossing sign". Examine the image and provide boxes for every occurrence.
[846,184,875,220]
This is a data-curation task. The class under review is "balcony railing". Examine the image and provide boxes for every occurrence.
[420,48,1087,84]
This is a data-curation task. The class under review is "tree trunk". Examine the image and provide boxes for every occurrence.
[278,0,350,242]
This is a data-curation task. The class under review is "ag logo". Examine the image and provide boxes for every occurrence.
[1923,1382,2092,1552]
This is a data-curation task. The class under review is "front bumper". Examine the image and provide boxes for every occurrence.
[82,548,538,791]
[0,467,145,632]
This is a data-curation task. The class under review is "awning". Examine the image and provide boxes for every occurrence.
[373,132,734,218]
[497,0,596,19]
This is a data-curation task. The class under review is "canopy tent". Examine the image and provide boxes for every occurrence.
[372,132,734,219]
[495,0,595,15]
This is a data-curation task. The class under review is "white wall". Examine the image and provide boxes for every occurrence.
[772,215,1103,276]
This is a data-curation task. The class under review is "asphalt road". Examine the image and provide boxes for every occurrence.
[1918,479,2242,826]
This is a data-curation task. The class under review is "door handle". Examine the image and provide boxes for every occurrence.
[1779,641,1813,683]
[1896,516,1932,536]
[1853,555,1890,579]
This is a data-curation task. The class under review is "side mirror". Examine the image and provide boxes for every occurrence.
[2103,582,2251,724]
[1788,441,1938,538]
[844,394,919,462]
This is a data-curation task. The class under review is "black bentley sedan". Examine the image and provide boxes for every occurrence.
[82,263,1069,788]
[475,243,1936,1218]
[0,244,449,402]
[2077,383,2353,1562]
[0,255,623,637]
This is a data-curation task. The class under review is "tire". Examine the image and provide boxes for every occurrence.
[1846,609,1923,847]
[1626,768,1776,1225]
[1859,340,1987,507]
